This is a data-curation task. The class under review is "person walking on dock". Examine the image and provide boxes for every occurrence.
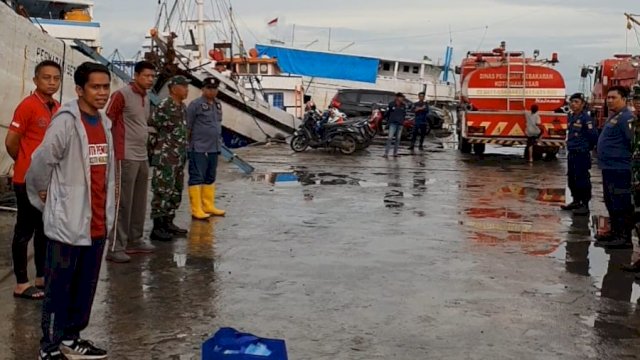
[148,76,191,241]
[595,86,635,249]
[409,92,430,152]
[27,62,114,360]
[186,77,226,219]
[5,60,61,300]
[105,61,156,263]
[384,92,409,158]
[524,104,542,163]
[561,93,598,215]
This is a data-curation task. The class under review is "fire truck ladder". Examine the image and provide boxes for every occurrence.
[506,52,527,111]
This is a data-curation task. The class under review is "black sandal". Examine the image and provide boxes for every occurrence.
[13,286,44,300]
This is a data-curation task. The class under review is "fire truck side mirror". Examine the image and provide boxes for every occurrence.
[454,66,461,75]
[633,85,640,99]
[580,67,590,78]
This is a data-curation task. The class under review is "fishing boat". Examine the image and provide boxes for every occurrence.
[255,44,457,109]
[144,0,300,148]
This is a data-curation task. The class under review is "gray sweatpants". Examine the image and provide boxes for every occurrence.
[110,159,149,253]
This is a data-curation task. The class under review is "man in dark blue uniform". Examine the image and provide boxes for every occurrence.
[561,93,598,215]
[595,86,635,249]
[409,92,430,152]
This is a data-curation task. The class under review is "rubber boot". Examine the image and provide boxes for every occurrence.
[166,215,188,235]
[202,184,226,216]
[189,186,211,220]
[150,217,173,241]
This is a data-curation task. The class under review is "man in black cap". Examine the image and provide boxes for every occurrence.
[384,92,409,158]
[186,77,226,219]
[561,92,598,215]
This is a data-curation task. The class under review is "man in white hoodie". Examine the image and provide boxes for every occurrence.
[27,62,115,360]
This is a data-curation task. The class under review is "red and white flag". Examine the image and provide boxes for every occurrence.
[267,17,278,27]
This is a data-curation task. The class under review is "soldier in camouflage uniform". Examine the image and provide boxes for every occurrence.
[148,76,190,241]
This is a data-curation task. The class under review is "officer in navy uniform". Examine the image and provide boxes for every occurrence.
[561,93,598,215]
[595,85,636,249]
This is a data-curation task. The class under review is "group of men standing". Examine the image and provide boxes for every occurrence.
[6,59,226,359]
[561,86,638,250]
[383,91,430,158]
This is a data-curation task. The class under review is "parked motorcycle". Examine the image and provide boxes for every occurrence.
[369,104,413,139]
[370,103,446,138]
[290,110,360,155]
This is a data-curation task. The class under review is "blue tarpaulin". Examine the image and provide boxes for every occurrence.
[256,44,379,83]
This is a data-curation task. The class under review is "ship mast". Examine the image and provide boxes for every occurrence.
[196,0,206,65]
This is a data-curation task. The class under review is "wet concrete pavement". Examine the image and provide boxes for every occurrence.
[1,139,640,359]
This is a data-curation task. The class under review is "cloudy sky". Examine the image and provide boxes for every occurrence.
[96,0,639,92]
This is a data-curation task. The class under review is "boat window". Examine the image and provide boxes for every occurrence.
[264,92,285,110]
[249,64,258,74]
[382,62,391,71]
[413,66,420,74]
[403,65,410,73]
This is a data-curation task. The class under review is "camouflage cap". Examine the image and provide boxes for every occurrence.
[167,75,190,87]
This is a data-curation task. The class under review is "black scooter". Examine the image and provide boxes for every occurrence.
[290,111,359,155]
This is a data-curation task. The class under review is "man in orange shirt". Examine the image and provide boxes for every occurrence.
[5,60,61,300]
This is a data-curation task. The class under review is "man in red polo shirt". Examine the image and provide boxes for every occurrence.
[5,60,61,300]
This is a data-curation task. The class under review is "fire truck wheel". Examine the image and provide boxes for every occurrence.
[473,143,485,155]
[459,136,472,154]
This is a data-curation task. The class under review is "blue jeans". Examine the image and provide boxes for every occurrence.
[188,152,219,186]
[385,123,403,155]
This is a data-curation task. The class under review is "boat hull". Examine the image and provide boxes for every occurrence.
[0,3,124,178]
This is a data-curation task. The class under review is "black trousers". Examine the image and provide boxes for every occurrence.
[567,151,592,203]
[602,169,633,237]
[12,183,47,284]
[410,122,429,147]
[41,238,106,353]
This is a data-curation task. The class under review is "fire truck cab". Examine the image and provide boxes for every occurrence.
[585,54,640,129]
[455,42,568,157]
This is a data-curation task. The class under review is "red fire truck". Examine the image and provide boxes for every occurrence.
[583,54,640,129]
[456,42,568,157]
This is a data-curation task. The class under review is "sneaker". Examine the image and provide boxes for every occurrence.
[39,350,68,360]
[60,339,107,359]
[125,241,156,254]
[106,251,131,263]
[561,201,581,211]
[572,204,590,216]
[601,236,633,250]
[595,232,614,242]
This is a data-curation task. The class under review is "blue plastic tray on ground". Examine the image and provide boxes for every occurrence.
[202,327,288,360]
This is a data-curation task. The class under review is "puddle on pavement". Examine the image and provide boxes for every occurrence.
[547,214,640,341]
[252,170,436,190]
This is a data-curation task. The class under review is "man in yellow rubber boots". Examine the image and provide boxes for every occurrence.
[186,77,226,219]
